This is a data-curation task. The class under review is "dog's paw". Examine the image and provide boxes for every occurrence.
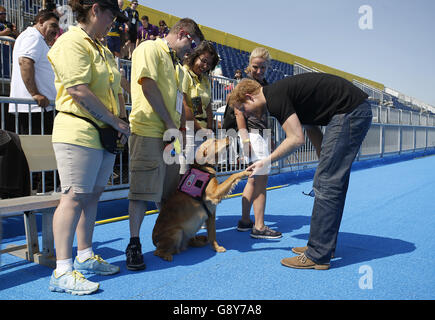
[163,254,173,261]
[213,244,226,253]
[189,236,208,247]
[242,170,251,177]
[216,246,226,253]
[154,250,173,262]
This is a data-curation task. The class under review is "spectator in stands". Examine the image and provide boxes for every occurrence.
[211,55,223,77]
[234,47,281,239]
[157,19,170,38]
[45,0,65,45]
[0,6,18,39]
[8,9,59,135]
[135,15,158,46]
[105,0,128,57]
[244,47,270,86]
[123,0,139,59]
[233,69,242,83]
[229,74,372,269]
[126,18,204,271]
[46,0,130,295]
[180,41,219,173]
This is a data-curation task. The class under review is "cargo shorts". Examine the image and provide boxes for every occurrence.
[128,134,180,203]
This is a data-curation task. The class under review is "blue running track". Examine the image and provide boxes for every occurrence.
[1,154,434,301]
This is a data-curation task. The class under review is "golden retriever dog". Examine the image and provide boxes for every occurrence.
[152,137,250,261]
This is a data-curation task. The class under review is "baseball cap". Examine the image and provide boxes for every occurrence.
[83,0,128,22]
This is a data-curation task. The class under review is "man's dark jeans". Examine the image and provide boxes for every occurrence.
[305,101,372,265]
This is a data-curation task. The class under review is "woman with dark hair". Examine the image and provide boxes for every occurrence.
[180,41,219,172]
[182,41,219,132]
[47,0,129,295]
[157,19,169,38]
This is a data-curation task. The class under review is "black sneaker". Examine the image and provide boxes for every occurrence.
[250,226,282,239]
[237,220,254,232]
[125,243,146,271]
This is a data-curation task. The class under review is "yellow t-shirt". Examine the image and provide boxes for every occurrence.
[182,65,212,129]
[47,26,122,149]
[129,38,186,138]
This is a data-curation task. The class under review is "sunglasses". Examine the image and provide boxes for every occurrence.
[184,32,197,50]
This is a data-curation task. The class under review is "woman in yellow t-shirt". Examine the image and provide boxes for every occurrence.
[46,0,129,295]
[180,41,219,170]
[182,41,219,132]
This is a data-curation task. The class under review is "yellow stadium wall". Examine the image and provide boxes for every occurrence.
[125,2,384,91]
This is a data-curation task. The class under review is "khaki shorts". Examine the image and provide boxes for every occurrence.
[128,134,180,202]
[53,143,116,194]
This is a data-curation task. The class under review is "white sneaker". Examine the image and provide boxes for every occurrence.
[49,270,99,295]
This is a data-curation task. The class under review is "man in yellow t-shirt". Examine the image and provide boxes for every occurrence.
[126,18,204,271]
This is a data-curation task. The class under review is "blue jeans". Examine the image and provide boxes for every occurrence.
[305,101,372,264]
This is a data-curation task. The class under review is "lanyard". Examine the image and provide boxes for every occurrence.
[141,28,147,40]
[163,39,180,70]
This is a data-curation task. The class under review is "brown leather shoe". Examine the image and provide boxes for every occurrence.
[291,246,308,255]
[291,246,335,259]
[281,253,330,270]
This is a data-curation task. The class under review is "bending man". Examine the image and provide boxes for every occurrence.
[228,73,372,270]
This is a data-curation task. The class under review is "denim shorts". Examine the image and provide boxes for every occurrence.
[53,143,116,194]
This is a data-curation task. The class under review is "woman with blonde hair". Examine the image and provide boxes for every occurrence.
[244,47,271,85]
[235,47,281,239]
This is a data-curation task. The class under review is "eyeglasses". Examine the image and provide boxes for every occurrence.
[0,12,6,15]
[198,56,212,69]
[184,32,197,50]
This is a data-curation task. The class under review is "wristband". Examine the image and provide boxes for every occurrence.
[242,138,250,144]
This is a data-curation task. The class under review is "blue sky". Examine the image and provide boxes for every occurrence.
[138,0,435,106]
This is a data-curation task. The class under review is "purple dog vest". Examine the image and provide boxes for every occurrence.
[178,168,212,200]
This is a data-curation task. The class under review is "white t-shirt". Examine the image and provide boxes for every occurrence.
[9,26,56,113]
